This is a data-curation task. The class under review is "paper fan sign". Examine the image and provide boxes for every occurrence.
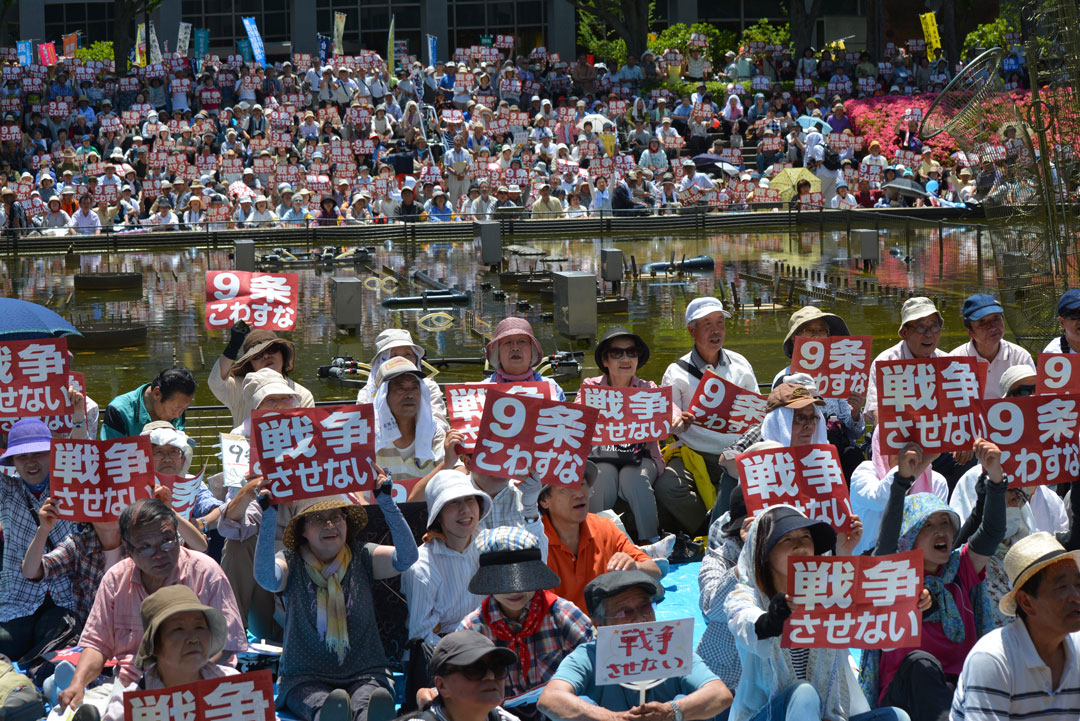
[228,180,257,198]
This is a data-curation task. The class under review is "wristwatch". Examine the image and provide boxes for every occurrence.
[669,700,683,721]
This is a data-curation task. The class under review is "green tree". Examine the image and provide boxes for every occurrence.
[961,17,1015,59]
[577,8,628,67]
[75,41,115,64]
[648,22,738,65]
[739,18,791,48]
[568,0,653,62]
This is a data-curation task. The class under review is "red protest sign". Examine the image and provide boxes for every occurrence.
[737,444,854,531]
[157,468,206,520]
[686,370,768,435]
[578,385,672,445]
[252,405,376,504]
[791,336,873,399]
[445,382,555,452]
[0,371,84,435]
[1036,353,1080,394]
[0,338,70,417]
[472,390,598,485]
[50,437,155,521]
[876,357,985,453]
[783,551,923,649]
[593,618,695,686]
[980,395,1080,488]
[205,271,298,331]
[123,669,274,721]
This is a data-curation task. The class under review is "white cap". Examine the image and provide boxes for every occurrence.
[999,365,1036,397]
[898,296,942,334]
[685,297,731,325]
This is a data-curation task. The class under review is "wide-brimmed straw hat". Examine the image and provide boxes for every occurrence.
[782,306,850,358]
[282,499,368,552]
[998,532,1080,616]
[232,330,295,376]
[468,527,561,595]
[134,585,228,668]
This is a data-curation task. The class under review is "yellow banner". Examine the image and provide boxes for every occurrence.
[920,12,941,54]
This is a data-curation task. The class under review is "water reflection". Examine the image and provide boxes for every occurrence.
[1,225,992,408]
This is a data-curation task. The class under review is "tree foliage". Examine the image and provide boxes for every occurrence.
[648,22,738,63]
[577,8,628,67]
[739,18,791,48]
[569,0,654,63]
[75,42,115,64]
[961,17,1015,59]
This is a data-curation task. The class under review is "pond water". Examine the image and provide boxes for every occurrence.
[1,223,1005,413]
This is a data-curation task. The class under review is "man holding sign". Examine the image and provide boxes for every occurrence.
[657,298,759,536]
[866,297,948,426]
[539,570,732,721]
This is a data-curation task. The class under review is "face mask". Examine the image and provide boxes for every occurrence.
[1003,506,1025,539]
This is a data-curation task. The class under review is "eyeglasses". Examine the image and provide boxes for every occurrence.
[603,601,655,621]
[444,661,510,681]
[130,534,179,558]
[309,511,345,526]
[792,413,819,426]
[907,323,942,335]
[606,347,639,359]
[152,446,183,459]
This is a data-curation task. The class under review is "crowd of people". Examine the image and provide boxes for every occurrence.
[2,281,1079,721]
[0,37,1033,233]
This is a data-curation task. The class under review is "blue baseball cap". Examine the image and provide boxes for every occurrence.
[962,293,1003,322]
[1058,289,1080,315]
[0,418,52,465]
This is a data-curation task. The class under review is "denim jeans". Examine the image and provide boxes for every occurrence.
[748,682,910,721]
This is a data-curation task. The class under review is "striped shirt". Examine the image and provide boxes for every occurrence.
[951,619,1080,721]
[401,536,482,645]
[475,481,549,559]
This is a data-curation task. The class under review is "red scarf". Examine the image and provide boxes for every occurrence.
[480,590,556,677]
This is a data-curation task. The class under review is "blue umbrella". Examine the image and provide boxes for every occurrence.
[797,116,833,135]
[0,298,81,340]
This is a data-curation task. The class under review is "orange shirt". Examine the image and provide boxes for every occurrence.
[542,513,652,611]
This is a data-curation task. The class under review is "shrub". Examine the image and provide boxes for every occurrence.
[648,22,737,64]
[74,41,114,64]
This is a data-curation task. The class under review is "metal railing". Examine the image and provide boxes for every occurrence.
[1,204,986,255]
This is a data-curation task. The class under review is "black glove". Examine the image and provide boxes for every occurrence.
[257,491,272,511]
[754,593,792,640]
[224,320,251,360]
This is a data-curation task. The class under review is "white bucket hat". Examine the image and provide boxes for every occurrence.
[424,470,492,530]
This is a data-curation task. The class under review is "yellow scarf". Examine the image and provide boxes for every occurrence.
[661,443,715,508]
[301,545,352,663]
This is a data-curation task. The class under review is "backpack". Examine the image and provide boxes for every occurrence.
[823,146,842,170]
[0,657,46,721]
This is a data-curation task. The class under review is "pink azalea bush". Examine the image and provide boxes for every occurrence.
[843,91,1033,167]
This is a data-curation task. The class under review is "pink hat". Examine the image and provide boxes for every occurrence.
[486,317,543,370]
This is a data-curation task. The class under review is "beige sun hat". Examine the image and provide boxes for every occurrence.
[898,296,942,335]
[998,532,1080,616]
[782,306,850,358]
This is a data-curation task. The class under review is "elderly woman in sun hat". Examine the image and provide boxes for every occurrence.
[772,306,865,444]
[100,585,238,721]
[480,317,564,400]
[356,328,447,431]
[254,466,416,721]
[451,527,594,721]
[402,470,493,647]
[210,323,315,426]
[574,328,682,544]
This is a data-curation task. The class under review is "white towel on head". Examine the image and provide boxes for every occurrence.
[760,405,827,447]
[374,378,438,464]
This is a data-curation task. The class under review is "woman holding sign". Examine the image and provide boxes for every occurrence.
[724,506,912,721]
[574,329,679,544]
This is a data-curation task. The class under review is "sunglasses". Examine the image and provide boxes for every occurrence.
[1011,384,1036,396]
[444,660,510,681]
[606,347,639,359]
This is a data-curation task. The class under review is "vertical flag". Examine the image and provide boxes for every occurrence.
[237,38,253,63]
[62,33,79,57]
[318,35,333,65]
[242,16,266,68]
[16,41,33,67]
[193,28,209,71]
[333,12,347,56]
[177,22,193,57]
[148,22,163,65]
[38,42,58,66]
[387,15,395,78]
[135,24,147,66]
[426,34,438,67]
